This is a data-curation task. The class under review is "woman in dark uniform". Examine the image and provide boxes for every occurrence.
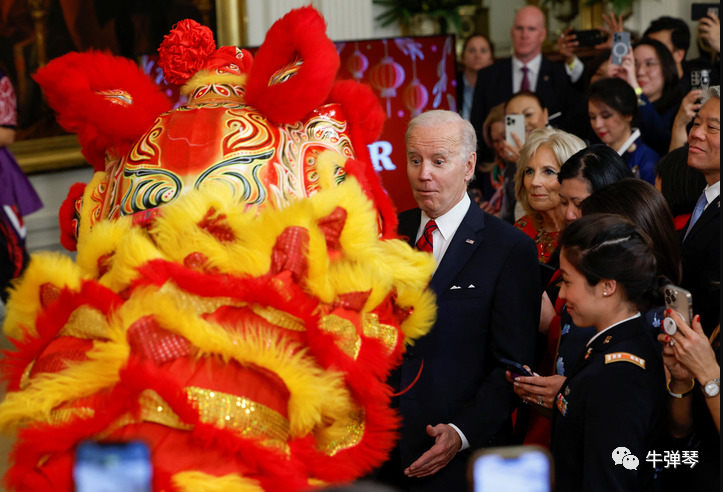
[551,214,666,492]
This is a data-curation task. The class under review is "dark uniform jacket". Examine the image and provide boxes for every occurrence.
[551,315,666,492]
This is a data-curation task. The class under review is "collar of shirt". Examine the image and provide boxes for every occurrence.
[703,181,720,209]
[512,53,542,92]
[586,312,641,347]
[418,193,471,268]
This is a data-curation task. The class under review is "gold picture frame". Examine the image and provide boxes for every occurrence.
[5,0,241,175]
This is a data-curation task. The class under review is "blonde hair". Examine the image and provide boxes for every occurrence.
[514,128,585,225]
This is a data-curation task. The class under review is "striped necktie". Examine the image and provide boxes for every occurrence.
[415,220,438,253]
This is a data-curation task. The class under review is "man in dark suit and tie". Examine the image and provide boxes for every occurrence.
[376,110,540,491]
[470,5,585,162]
[681,85,720,336]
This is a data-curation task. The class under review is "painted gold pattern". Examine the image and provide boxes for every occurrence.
[362,313,398,355]
[319,315,361,359]
[186,386,290,447]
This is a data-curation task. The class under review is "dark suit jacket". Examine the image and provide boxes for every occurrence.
[387,202,541,492]
[680,194,720,336]
[469,56,585,162]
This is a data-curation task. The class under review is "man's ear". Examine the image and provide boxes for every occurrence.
[465,152,477,182]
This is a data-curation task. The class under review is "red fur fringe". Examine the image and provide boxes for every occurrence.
[33,51,172,171]
[244,6,339,124]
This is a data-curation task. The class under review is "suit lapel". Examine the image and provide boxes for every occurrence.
[535,58,553,102]
[683,195,720,246]
[397,209,422,247]
[431,203,485,294]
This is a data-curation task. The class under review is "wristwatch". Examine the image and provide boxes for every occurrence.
[702,378,721,398]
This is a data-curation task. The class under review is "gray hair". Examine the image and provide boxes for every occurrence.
[515,127,585,223]
[701,85,720,106]
[406,110,477,162]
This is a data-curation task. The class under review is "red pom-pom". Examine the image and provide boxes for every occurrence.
[158,19,216,85]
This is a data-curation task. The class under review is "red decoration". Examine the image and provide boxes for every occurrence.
[369,56,405,98]
[346,44,368,81]
[402,78,429,117]
[158,19,217,85]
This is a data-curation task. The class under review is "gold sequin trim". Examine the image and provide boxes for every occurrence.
[159,282,244,315]
[317,409,365,456]
[362,313,398,355]
[319,314,361,359]
[48,407,95,426]
[59,305,110,340]
[186,386,290,447]
[250,305,306,332]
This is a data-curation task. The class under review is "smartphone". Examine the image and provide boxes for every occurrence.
[505,114,525,147]
[663,284,694,324]
[611,32,630,66]
[570,29,607,47]
[74,441,152,492]
[692,3,719,20]
[499,357,533,378]
[468,445,553,492]
[691,69,712,90]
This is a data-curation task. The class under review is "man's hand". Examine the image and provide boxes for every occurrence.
[699,12,720,54]
[404,424,462,478]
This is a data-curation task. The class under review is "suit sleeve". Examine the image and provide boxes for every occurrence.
[453,232,540,447]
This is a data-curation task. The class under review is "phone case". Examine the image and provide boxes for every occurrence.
[611,32,630,65]
[663,285,694,324]
[505,114,525,147]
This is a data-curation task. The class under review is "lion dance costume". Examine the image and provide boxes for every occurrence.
[0,7,436,491]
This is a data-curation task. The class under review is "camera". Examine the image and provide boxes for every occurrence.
[570,29,607,47]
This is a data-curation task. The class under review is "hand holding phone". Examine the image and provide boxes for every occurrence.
[499,357,533,378]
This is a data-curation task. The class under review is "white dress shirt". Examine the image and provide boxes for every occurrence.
[512,54,542,93]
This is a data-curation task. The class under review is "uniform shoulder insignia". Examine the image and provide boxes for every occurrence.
[604,352,646,369]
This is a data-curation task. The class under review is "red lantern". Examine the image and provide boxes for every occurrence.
[402,79,428,117]
[346,44,369,81]
[369,56,405,98]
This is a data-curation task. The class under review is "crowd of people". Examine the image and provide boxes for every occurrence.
[374,5,720,492]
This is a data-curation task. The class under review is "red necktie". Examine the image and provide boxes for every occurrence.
[521,65,530,92]
[415,220,438,253]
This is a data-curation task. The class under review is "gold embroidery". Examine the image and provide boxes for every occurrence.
[362,313,398,354]
[48,407,95,426]
[319,314,361,359]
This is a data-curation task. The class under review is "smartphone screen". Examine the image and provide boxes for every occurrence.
[74,441,152,492]
[472,447,551,492]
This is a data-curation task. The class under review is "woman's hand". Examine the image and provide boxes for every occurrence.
[501,133,523,162]
[598,12,624,50]
[607,51,639,92]
[663,310,719,384]
[505,368,565,410]
[557,27,578,65]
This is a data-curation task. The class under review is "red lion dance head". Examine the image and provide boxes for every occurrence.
[0,7,435,492]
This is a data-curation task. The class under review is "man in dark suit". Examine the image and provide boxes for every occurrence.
[376,110,540,491]
[470,5,585,162]
[681,86,720,336]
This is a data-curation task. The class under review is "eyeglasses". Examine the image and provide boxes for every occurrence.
[635,60,660,71]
